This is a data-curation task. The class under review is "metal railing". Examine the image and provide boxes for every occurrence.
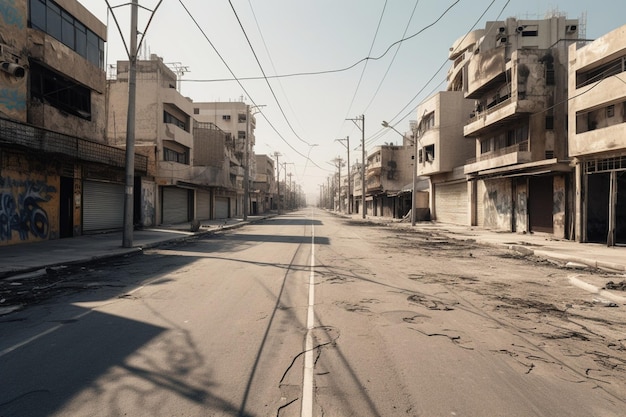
[0,117,147,173]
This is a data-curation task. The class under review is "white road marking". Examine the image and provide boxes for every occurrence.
[301,222,315,417]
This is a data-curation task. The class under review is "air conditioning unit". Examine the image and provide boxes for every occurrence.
[499,37,507,44]
[566,25,577,33]
[516,26,525,33]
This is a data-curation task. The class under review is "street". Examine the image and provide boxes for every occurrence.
[1,209,625,417]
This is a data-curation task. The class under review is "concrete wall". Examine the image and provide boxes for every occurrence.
[0,0,27,121]
[0,154,60,245]
[482,178,512,230]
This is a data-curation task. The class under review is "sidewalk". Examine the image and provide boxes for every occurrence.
[0,215,272,279]
[1,211,625,304]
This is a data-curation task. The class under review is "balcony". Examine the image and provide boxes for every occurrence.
[464,97,536,137]
[160,122,193,148]
[464,141,531,174]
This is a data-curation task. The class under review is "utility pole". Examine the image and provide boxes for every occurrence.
[332,157,344,212]
[336,137,351,213]
[273,152,281,214]
[287,172,293,210]
[348,115,366,218]
[122,0,138,248]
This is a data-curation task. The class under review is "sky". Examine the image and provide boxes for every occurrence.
[82,0,626,202]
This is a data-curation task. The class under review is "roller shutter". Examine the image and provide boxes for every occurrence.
[196,190,211,220]
[83,181,124,232]
[215,197,229,219]
[434,182,468,225]
[162,187,190,224]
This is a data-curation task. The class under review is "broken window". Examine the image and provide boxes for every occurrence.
[30,62,91,120]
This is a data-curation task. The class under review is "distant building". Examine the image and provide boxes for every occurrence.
[193,101,257,217]
[461,16,580,237]
[254,154,276,214]
[568,24,626,245]
[107,54,196,225]
[0,0,147,245]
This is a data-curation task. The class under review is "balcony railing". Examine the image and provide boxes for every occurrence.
[0,117,147,173]
[467,96,513,124]
[466,140,529,165]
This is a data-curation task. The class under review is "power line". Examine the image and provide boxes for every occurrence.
[228,0,313,148]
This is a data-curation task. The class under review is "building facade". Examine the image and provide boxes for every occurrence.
[254,154,276,214]
[0,0,147,246]
[107,55,196,226]
[193,101,257,218]
[568,24,626,245]
[461,16,579,237]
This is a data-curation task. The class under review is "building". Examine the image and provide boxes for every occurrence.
[193,101,257,217]
[416,91,475,224]
[363,144,414,218]
[462,16,580,237]
[568,24,626,245]
[253,154,276,214]
[0,0,147,245]
[107,54,195,225]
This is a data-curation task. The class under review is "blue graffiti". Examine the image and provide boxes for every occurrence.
[0,179,55,241]
[0,89,27,112]
[0,0,24,29]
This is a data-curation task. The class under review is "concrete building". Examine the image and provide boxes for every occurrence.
[253,154,276,214]
[364,144,414,218]
[193,101,257,217]
[107,54,195,226]
[416,91,475,224]
[462,16,580,237]
[568,24,626,245]
[0,0,147,245]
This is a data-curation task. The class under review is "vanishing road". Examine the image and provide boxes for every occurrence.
[1,209,625,416]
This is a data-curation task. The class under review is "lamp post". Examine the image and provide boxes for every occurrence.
[382,121,416,226]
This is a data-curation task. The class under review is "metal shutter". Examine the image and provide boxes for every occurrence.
[196,190,211,220]
[434,182,468,225]
[215,197,229,219]
[162,187,189,224]
[83,181,124,232]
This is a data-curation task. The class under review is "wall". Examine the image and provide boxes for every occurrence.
[514,179,528,233]
[0,153,59,245]
[140,180,156,227]
[481,178,512,230]
[0,0,27,121]
[553,175,567,238]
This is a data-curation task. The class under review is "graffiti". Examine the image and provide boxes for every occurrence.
[0,89,27,112]
[0,179,56,241]
[0,0,24,29]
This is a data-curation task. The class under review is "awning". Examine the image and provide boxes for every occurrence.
[467,160,572,180]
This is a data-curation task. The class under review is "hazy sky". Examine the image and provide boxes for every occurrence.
[83,0,626,201]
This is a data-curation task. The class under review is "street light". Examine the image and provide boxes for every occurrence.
[382,121,417,226]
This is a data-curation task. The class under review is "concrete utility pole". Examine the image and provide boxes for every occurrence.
[122,0,138,248]
[347,115,366,218]
[273,152,281,214]
[332,157,344,212]
[287,172,293,210]
[243,105,265,220]
[336,137,351,214]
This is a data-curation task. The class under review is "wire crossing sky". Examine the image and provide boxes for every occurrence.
[92,0,626,200]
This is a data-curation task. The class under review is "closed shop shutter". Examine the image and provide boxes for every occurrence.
[83,181,124,232]
[197,190,211,220]
[215,197,229,219]
[163,187,189,224]
[476,180,486,227]
[434,182,468,225]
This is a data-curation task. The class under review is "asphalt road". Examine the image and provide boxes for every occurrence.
[1,209,625,416]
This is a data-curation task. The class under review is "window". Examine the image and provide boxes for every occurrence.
[28,0,105,69]
[30,62,91,119]
[222,115,231,121]
[577,56,625,88]
[607,105,615,118]
[163,111,187,131]
[163,147,189,164]
[193,108,200,115]
[424,145,435,162]
[545,115,554,130]
[238,131,246,140]
[238,114,247,123]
